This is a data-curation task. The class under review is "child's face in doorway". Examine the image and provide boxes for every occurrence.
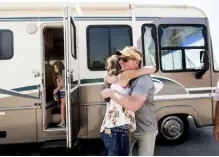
[53,65,59,74]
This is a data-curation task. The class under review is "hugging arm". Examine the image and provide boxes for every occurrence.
[120,66,155,81]
[102,76,153,112]
[109,92,146,112]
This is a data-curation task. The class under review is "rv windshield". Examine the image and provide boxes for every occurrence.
[159,25,207,71]
[160,26,205,47]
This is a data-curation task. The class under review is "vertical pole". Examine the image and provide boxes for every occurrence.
[130,3,136,47]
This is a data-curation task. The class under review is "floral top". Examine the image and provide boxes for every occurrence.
[100,82,136,133]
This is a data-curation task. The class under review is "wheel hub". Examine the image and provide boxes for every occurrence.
[161,116,184,140]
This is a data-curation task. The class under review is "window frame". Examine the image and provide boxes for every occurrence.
[0,29,14,60]
[86,25,133,71]
[141,24,159,72]
[211,39,219,72]
[70,18,77,59]
[158,24,208,73]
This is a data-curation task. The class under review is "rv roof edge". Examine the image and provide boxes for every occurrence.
[0,3,206,16]
[74,4,83,16]
[187,5,207,17]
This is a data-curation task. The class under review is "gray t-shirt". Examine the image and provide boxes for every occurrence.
[129,75,158,133]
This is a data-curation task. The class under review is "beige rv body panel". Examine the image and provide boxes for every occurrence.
[0,3,216,143]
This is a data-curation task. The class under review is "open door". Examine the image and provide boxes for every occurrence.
[64,6,80,149]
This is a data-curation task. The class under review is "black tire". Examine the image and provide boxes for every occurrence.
[157,115,189,145]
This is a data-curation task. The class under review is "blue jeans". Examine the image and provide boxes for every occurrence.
[101,126,129,156]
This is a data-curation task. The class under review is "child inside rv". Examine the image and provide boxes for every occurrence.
[52,61,66,128]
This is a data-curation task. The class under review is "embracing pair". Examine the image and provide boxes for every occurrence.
[100,46,158,156]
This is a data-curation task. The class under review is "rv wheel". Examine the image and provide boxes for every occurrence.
[158,115,189,145]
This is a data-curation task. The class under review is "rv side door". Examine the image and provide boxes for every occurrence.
[63,6,80,149]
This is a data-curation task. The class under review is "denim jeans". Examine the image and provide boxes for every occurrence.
[101,126,129,156]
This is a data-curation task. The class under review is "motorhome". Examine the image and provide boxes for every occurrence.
[0,2,218,149]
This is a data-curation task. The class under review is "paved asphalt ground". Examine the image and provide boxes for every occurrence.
[0,118,219,156]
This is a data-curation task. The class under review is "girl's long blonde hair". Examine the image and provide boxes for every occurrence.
[105,54,121,76]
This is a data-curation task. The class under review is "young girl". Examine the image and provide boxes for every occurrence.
[100,51,155,156]
[53,61,66,128]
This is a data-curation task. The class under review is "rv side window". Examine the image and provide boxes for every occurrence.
[87,25,132,70]
[0,30,13,60]
[141,24,158,71]
[158,24,207,72]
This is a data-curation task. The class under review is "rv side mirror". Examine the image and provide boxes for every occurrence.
[196,50,209,79]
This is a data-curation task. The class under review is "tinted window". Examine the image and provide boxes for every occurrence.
[0,30,13,60]
[110,27,132,52]
[87,26,132,70]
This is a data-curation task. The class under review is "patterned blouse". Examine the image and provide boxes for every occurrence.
[100,82,136,133]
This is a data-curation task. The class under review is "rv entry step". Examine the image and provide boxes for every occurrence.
[41,139,73,155]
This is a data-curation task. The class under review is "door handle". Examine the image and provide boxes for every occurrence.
[69,70,73,74]
[32,69,40,78]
